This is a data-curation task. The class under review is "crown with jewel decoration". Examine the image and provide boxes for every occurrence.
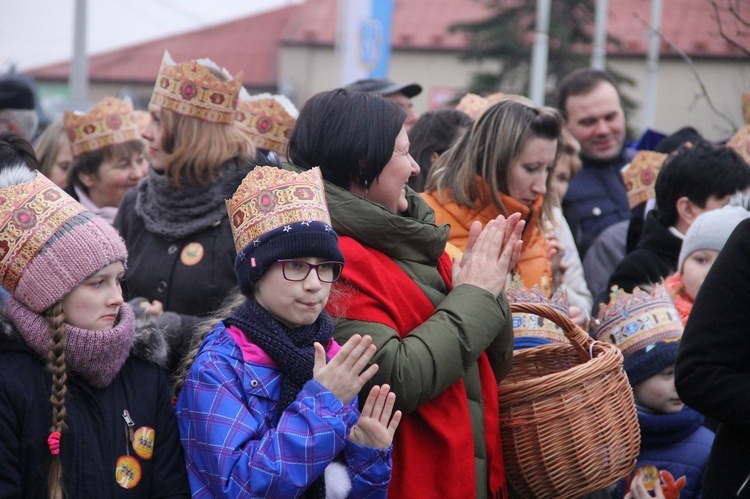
[593,285,683,357]
[63,97,140,157]
[235,92,298,156]
[621,151,666,208]
[226,166,331,253]
[506,274,570,346]
[150,51,242,125]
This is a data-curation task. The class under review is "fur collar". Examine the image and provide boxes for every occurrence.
[0,308,169,368]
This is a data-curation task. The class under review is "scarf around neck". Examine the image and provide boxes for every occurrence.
[135,161,239,241]
[224,297,334,499]
[7,298,136,388]
[637,405,705,448]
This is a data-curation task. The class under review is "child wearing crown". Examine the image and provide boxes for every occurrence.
[594,285,714,498]
[0,167,189,497]
[174,166,401,498]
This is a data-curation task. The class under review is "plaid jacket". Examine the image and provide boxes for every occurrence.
[175,322,392,498]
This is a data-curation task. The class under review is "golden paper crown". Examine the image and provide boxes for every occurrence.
[0,172,86,293]
[594,285,683,357]
[621,150,667,208]
[506,274,570,344]
[742,93,750,125]
[456,93,488,119]
[63,97,140,158]
[727,125,750,166]
[235,93,298,156]
[226,166,331,252]
[150,51,242,125]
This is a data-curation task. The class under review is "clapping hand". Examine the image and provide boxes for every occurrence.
[313,334,378,405]
[348,384,402,449]
[453,212,525,297]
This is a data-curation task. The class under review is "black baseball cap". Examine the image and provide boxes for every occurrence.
[345,78,422,99]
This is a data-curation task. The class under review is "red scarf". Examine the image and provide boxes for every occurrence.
[328,236,506,498]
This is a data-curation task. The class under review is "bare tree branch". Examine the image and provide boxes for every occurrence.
[634,11,737,132]
[709,0,750,56]
[728,0,750,29]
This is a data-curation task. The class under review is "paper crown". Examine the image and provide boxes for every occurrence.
[0,170,126,312]
[743,93,750,125]
[235,92,298,156]
[727,125,750,166]
[150,51,242,125]
[63,97,140,158]
[455,92,505,119]
[226,166,331,253]
[506,274,570,347]
[594,285,683,357]
[621,150,667,208]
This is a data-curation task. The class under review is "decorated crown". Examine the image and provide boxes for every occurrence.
[63,97,140,158]
[593,285,683,357]
[506,274,570,346]
[235,92,298,156]
[727,125,750,166]
[0,172,86,293]
[150,51,242,125]
[621,151,666,208]
[226,166,331,252]
[743,93,750,125]
[456,93,489,119]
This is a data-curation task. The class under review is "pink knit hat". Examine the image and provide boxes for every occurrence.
[0,168,127,312]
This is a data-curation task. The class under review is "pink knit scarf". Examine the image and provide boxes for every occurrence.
[6,298,136,388]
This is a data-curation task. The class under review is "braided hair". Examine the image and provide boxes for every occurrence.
[44,302,67,499]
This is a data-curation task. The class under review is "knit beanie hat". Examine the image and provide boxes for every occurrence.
[226,166,344,294]
[593,285,683,386]
[678,204,750,272]
[0,167,127,312]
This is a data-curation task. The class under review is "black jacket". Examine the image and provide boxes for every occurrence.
[605,210,681,296]
[676,218,750,498]
[0,319,190,498]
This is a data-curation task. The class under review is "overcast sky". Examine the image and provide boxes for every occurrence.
[1,0,297,72]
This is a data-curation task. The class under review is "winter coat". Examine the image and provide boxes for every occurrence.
[115,164,249,375]
[616,407,713,498]
[286,162,514,499]
[0,314,190,498]
[606,210,682,297]
[422,181,553,295]
[676,218,750,498]
[564,149,632,244]
[174,322,392,498]
[552,206,594,313]
[584,220,629,313]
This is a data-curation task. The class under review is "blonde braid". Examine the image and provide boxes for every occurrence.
[45,302,67,499]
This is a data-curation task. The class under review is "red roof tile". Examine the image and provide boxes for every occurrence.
[27,4,301,86]
[27,0,744,83]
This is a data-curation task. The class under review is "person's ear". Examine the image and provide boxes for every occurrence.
[429,151,439,167]
[675,196,699,227]
[78,171,96,189]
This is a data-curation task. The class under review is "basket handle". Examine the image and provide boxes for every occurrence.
[510,302,595,360]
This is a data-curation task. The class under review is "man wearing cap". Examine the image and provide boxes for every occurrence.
[0,76,39,141]
[345,77,422,131]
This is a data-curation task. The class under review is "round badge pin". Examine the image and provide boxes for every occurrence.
[133,426,155,460]
[115,455,142,489]
[180,242,204,266]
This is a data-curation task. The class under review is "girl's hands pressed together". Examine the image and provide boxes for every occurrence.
[348,384,402,449]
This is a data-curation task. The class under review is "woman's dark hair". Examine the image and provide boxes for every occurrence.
[655,142,750,226]
[0,131,38,171]
[407,109,472,192]
[68,140,145,193]
[288,88,406,190]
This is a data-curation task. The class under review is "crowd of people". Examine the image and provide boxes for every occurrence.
[0,54,749,498]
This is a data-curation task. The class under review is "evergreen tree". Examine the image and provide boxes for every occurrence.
[450,0,633,110]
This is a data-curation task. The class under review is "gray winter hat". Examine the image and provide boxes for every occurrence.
[678,204,750,272]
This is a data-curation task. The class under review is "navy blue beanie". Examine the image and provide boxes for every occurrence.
[235,220,344,294]
[623,340,680,387]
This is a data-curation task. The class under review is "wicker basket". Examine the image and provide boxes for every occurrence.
[499,302,640,499]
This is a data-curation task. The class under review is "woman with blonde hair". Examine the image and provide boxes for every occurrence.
[423,95,563,297]
[32,119,73,188]
[115,51,256,376]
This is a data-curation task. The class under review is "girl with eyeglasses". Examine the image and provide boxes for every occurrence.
[173,166,401,498]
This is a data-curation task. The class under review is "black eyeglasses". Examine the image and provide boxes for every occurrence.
[277,260,344,283]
